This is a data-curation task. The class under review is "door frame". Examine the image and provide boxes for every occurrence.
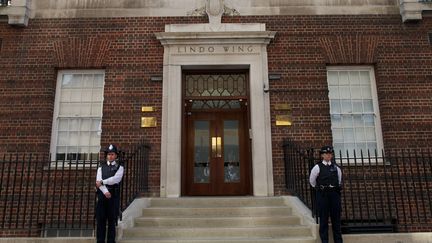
[181,70,252,196]
[157,24,276,198]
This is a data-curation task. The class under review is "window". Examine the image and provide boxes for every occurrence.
[50,70,105,162]
[327,66,383,157]
[0,0,11,7]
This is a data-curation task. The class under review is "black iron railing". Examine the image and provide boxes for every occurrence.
[119,142,150,217]
[0,142,150,237]
[283,139,432,233]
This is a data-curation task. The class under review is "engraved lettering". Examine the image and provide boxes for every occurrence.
[177,45,255,54]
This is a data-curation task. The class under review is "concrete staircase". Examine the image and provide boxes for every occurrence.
[119,197,317,243]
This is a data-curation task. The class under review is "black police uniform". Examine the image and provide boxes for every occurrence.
[96,145,123,243]
[311,146,343,243]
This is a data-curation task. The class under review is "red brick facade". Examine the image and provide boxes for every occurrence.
[1,14,432,230]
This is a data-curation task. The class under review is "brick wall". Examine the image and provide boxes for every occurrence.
[0,14,431,204]
[257,15,432,195]
[0,16,207,198]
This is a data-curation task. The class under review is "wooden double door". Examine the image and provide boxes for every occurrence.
[184,107,251,196]
[182,71,252,196]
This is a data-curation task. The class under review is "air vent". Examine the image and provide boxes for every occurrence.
[429,33,432,45]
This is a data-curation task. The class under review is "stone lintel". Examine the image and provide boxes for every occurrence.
[155,31,277,46]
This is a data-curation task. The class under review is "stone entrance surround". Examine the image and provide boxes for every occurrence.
[156,22,276,197]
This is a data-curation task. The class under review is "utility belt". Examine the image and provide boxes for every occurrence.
[318,185,340,191]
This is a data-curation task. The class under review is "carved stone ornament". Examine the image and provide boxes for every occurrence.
[187,0,240,24]
[224,5,240,16]
[187,6,206,17]
[206,0,224,25]
[206,0,224,16]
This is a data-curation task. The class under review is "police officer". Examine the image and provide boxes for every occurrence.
[309,145,343,243]
[96,144,124,243]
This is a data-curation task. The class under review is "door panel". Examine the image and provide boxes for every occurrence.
[223,120,240,183]
[185,111,250,196]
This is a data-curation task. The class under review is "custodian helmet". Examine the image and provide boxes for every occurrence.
[320,145,334,154]
[104,144,119,155]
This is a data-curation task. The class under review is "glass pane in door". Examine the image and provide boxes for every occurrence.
[185,74,247,97]
[194,121,210,183]
[223,120,240,182]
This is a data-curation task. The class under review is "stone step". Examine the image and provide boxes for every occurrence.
[122,226,312,238]
[149,197,286,208]
[120,236,316,243]
[118,197,317,243]
[141,206,293,217]
[134,215,301,227]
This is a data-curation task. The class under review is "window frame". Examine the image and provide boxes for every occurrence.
[326,66,384,159]
[50,70,105,163]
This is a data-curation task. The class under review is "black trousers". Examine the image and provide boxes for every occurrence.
[96,191,119,243]
[316,189,343,243]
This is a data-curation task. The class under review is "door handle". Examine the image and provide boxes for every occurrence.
[211,136,222,158]
[216,137,222,158]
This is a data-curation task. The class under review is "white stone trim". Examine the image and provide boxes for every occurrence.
[400,0,432,22]
[156,23,275,197]
[0,0,30,26]
[28,0,399,19]
[116,197,150,240]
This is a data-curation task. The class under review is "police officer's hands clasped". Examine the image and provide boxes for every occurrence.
[104,192,112,199]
